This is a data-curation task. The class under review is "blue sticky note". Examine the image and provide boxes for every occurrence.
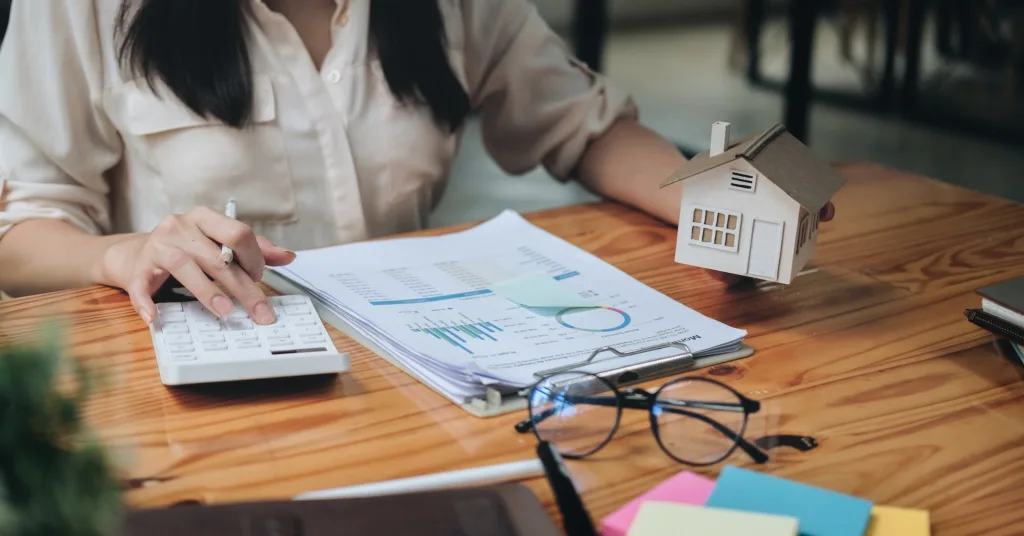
[706,466,873,536]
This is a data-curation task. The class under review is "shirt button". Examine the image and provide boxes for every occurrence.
[326,70,341,84]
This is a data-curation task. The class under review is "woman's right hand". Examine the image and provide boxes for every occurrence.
[99,207,297,326]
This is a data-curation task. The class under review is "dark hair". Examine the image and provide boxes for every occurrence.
[0,0,10,47]
[115,0,470,132]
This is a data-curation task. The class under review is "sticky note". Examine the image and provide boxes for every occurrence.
[705,466,873,536]
[489,272,592,309]
[627,502,799,536]
[600,471,715,536]
[867,505,931,535]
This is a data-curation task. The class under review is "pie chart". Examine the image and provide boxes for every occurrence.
[555,306,632,333]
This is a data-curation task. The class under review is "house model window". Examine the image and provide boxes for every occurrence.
[689,205,741,252]
[797,211,821,254]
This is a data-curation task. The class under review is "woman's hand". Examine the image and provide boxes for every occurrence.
[99,207,296,325]
[706,201,837,286]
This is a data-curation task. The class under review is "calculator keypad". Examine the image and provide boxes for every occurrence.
[153,295,334,364]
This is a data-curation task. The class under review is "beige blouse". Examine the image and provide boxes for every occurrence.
[0,0,636,251]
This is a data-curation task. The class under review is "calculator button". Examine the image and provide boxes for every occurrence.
[196,322,222,332]
[235,341,262,350]
[269,339,294,347]
[167,344,195,353]
[171,354,197,362]
[227,309,249,320]
[187,303,213,315]
[163,324,190,334]
[278,296,307,305]
[299,335,326,344]
[295,326,322,337]
[191,313,219,324]
[229,330,258,342]
[263,327,292,339]
[199,333,225,343]
[163,334,193,345]
[225,319,254,330]
[161,312,187,323]
[157,303,183,312]
[283,305,312,315]
[291,315,317,326]
[202,343,229,352]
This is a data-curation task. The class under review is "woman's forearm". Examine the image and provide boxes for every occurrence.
[0,219,137,297]
[575,118,687,225]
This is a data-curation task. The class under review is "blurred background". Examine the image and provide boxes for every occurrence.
[432,0,1024,227]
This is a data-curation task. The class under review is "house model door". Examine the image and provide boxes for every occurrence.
[747,219,783,280]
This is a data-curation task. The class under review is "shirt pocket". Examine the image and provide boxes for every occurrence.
[112,75,297,223]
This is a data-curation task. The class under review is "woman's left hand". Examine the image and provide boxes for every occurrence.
[705,201,836,286]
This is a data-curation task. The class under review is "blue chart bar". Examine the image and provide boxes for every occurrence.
[410,317,504,354]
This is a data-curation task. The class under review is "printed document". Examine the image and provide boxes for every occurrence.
[271,211,746,404]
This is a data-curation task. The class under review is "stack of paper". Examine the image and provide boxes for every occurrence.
[268,211,748,405]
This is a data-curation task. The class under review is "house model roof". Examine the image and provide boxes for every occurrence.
[660,123,846,212]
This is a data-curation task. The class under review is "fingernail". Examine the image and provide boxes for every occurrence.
[212,295,234,317]
[253,302,275,325]
[140,309,153,325]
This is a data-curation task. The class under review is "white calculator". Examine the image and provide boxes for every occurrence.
[149,294,350,385]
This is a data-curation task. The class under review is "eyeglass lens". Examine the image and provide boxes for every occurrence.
[528,371,620,458]
[653,377,748,465]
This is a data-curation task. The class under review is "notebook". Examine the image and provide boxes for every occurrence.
[978,275,1024,327]
[119,484,560,536]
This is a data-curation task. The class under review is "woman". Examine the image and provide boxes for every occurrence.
[0,0,831,325]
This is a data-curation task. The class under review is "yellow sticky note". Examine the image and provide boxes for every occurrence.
[627,501,798,536]
[866,505,931,536]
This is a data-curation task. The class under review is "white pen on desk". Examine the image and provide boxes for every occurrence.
[292,458,544,500]
[219,197,237,265]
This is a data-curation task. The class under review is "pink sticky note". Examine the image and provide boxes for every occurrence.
[600,471,716,536]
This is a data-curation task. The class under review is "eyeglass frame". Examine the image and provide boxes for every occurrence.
[514,372,769,466]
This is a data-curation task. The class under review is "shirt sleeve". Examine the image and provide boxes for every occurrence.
[460,0,639,181]
[0,0,123,241]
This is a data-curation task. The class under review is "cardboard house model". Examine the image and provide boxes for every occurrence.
[661,122,846,284]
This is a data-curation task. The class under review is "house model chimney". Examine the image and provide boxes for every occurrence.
[710,121,731,156]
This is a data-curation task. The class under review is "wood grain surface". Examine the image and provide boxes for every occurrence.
[2,162,1023,535]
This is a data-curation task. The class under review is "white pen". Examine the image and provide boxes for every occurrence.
[292,458,544,500]
[219,197,237,264]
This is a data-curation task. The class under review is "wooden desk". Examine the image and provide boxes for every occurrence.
[2,162,1024,535]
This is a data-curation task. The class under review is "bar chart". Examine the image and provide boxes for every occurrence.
[409,314,505,354]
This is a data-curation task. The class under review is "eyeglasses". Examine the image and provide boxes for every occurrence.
[514,371,769,466]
